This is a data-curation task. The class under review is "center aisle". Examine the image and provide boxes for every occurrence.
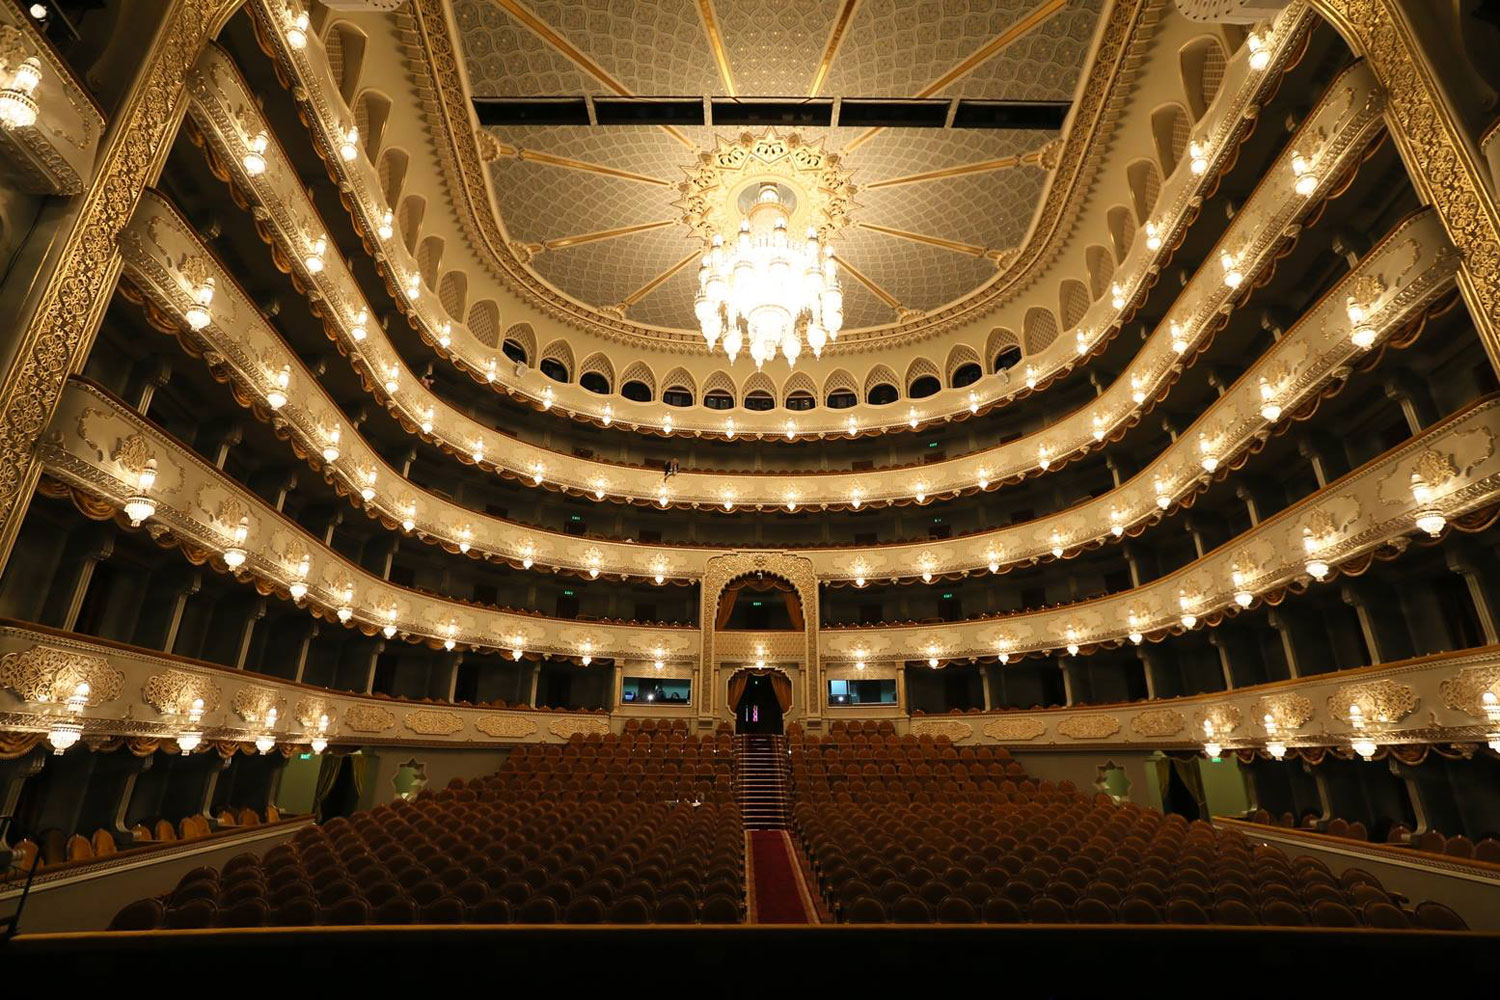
[745,830,819,924]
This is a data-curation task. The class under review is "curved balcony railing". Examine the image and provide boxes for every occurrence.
[228,4,1320,436]
[146,54,1394,513]
[121,184,1456,585]
[2,620,1496,754]
[36,375,1499,664]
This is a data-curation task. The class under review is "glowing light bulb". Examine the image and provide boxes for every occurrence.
[1131,374,1147,405]
[968,391,979,414]
[406,273,421,300]
[1111,283,1126,310]
[1154,478,1171,510]
[1290,149,1318,196]
[339,125,360,162]
[285,9,309,49]
[420,408,433,435]
[1144,220,1162,252]
[350,308,368,341]
[846,415,858,436]
[601,405,613,427]
[1024,366,1037,390]
[914,482,927,504]
[377,209,393,240]
[304,235,326,274]
[850,489,862,510]
[321,424,341,463]
[359,470,376,502]
[438,322,451,349]
[458,526,472,554]
[1259,377,1281,421]
[1199,435,1219,473]
[1092,413,1105,442]
[384,366,399,394]
[184,277,214,331]
[593,479,606,500]
[242,132,269,176]
[1110,508,1124,538]
[987,550,1000,574]
[1037,444,1051,471]
[1189,140,1208,176]
[1246,31,1271,71]
[1170,321,1188,355]
[265,365,290,410]
[977,469,990,490]
[1065,628,1080,657]
[1220,251,1243,289]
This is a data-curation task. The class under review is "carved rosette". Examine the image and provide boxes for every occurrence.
[1439,665,1500,719]
[1129,708,1186,738]
[1057,714,1122,740]
[142,669,221,716]
[0,644,124,704]
[1328,679,1418,725]
[981,717,1047,741]
[910,719,973,741]
[403,709,464,736]
[1251,692,1315,731]
[547,716,610,739]
[344,704,395,733]
[232,685,285,724]
[475,714,539,739]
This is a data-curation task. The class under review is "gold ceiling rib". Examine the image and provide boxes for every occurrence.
[832,254,902,312]
[864,154,1027,189]
[619,252,700,309]
[696,0,736,97]
[543,220,677,252]
[516,149,672,186]
[808,0,861,98]
[843,0,1068,154]
[857,222,990,257]
[489,0,696,149]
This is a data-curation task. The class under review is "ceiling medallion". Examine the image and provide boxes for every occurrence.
[676,130,857,369]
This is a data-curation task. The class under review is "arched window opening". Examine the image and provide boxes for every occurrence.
[663,387,694,408]
[993,345,1022,373]
[579,372,610,394]
[908,375,941,399]
[951,363,982,388]
[539,358,569,382]
[745,390,775,411]
[866,383,898,406]
[621,380,653,403]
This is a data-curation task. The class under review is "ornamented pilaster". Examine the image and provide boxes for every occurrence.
[0,0,241,569]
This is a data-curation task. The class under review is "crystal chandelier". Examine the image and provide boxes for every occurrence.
[695,182,842,368]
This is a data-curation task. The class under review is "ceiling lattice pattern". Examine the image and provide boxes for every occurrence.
[453,0,1107,330]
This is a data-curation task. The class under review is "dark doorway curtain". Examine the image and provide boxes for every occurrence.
[715,577,804,630]
[734,675,785,735]
[1158,755,1207,820]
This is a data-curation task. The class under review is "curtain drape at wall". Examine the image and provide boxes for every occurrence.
[768,672,792,713]
[714,577,803,630]
[311,754,343,821]
[726,669,793,714]
[726,672,750,712]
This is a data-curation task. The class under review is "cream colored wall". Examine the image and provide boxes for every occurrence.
[357,746,511,809]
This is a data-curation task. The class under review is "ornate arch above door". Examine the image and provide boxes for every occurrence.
[699,552,818,722]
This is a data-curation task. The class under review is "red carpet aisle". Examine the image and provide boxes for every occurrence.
[745,831,819,924]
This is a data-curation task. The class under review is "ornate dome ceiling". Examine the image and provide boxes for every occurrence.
[454,0,1106,333]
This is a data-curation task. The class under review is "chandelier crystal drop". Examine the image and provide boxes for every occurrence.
[694,183,842,369]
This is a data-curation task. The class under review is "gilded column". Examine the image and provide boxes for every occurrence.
[0,0,242,567]
[1307,0,1500,375]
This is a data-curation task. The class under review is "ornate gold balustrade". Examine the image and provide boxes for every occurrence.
[33,374,1500,663]
[2,618,1496,753]
[0,620,606,751]
[0,5,103,195]
[120,179,1455,583]
[234,1,1315,436]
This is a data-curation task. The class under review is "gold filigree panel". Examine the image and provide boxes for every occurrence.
[1129,708,1186,739]
[548,716,611,739]
[1439,665,1500,718]
[0,644,124,704]
[294,697,335,729]
[232,685,285,724]
[981,716,1047,741]
[1193,704,1243,736]
[403,709,465,736]
[909,719,973,741]
[1056,714,1122,740]
[1252,692,1315,730]
[344,704,396,734]
[475,713,539,738]
[141,669,221,716]
[1327,679,1418,725]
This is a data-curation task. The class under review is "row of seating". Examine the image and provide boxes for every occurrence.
[1248,810,1500,860]
[110,741,748,928]
[7,806,283,877]
[795,794,1468,929]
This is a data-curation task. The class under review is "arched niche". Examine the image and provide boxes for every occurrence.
[698,552,818,726]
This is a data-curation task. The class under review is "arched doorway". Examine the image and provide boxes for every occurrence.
[728,669,792,735]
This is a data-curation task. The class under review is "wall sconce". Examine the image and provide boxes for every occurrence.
[284,6,309,49]
[321,424,341,463]
[0,56,42,130]
[123,460,158,526]
[265,365,290,410]
[304,235,327,274]
[1246,31,1271,71]
[1144,220,1162,252]
[176,698,206,754]
[1302,527,1330,581]
[46,682,89,754]
[1170,321,1188,355]
[254,707,279,755]
[350,308,369,341]
[377,208,393,240]
[287,556,310,601]
[184,276,214,331]
[383,606,398,639]
[222,518,249,569]
[339,125,360,162]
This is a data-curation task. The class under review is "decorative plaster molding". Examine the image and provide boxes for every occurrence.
[0,644,123,704]
[981,717,1048,741]
[547,716,610,739]
[1056,714,1122,740]
[910,719,974,741]
[141,669,222,716]
[1129,708,1186,738]
[344,704,396,734]
[475,714,539,738]
[403,709,464,736]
